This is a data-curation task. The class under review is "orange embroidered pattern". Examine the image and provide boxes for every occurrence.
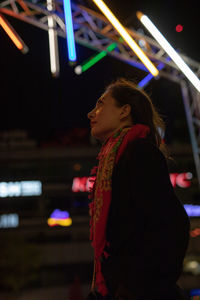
[88,124,150,296]
[94,128,130,221]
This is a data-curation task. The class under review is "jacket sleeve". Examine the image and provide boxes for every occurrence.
[101,139,190,299]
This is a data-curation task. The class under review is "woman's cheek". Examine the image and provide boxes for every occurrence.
[96,107,102,115]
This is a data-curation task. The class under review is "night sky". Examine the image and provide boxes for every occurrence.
[0,0,199,144]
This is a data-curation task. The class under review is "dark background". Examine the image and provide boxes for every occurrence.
[0,0,199,145]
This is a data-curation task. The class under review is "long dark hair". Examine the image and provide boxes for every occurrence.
[105,78,168,157]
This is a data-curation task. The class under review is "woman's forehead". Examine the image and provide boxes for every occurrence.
[98,91,113,102]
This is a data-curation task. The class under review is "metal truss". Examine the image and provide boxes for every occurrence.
[181,81,200,185]
[1,0,200,186]
[1,0,200,75]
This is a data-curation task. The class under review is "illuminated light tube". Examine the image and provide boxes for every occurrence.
[47,16,60,77]
[126,60,149,72]
[138,62,165,88]
[138,56,172,88]
[75,43,117,75]
[63,0,77,62]
[0,14,28,53]
[137,11,200,93]
[47,0,60,77]
[91,0,159,76]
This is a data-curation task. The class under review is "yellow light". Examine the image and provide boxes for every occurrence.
[59,218,72,226]
[47,217,72,227]
[0,15,23,50]
[91,0,159,76]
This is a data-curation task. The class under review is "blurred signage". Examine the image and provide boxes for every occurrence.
[0,129,36,149]
[72,176,95,193]
[184,204,200,217]
[72,172,192,193]
[0,181,42,197]
[185,262,200,276]
[190,228,200,238]
[47,209,72,227]
[190,289,200,297]
[170,172,192,188]
[0,213,19,228]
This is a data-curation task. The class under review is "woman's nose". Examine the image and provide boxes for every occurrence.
[87,108,95,119]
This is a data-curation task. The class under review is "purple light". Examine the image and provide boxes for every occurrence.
[184,205,200,217]
[50,209,69,219]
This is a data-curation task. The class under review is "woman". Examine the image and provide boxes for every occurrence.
[87,78,190,300]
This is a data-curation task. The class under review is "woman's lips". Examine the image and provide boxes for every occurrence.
[90,122,97,127]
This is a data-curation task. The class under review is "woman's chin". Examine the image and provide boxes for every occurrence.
[91,128,103,141]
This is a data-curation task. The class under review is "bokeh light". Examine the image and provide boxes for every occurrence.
[176,24,183,32]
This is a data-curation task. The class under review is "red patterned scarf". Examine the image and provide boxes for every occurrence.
[89,124,150,296]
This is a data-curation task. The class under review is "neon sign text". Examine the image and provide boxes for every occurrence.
[170,172,192,188]
[72,172,192,193]
[72,176,95,193]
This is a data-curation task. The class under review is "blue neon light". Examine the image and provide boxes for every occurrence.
[138,62,165,88]
[184,204,200,217]
[63,0,77,61]
[190,289,200,296]
[50,209,70,219]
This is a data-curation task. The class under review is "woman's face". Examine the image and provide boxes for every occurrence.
[87,91,124,142]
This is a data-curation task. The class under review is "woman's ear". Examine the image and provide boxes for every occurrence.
[120,104,131,120]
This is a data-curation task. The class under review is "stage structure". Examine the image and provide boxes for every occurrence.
[0,0,200,187]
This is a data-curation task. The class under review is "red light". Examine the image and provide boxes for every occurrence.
[176,24,183,32]
[72,172,192,193]
[169,172,192,188]
[170,173,178,187]
[72,176,95,192]
[190,228,200,238]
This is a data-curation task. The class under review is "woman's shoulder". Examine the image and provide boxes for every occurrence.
[115,137,171,183]
[123,137,165,162]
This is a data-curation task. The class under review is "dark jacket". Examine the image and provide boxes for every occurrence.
[101,138,190,300]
